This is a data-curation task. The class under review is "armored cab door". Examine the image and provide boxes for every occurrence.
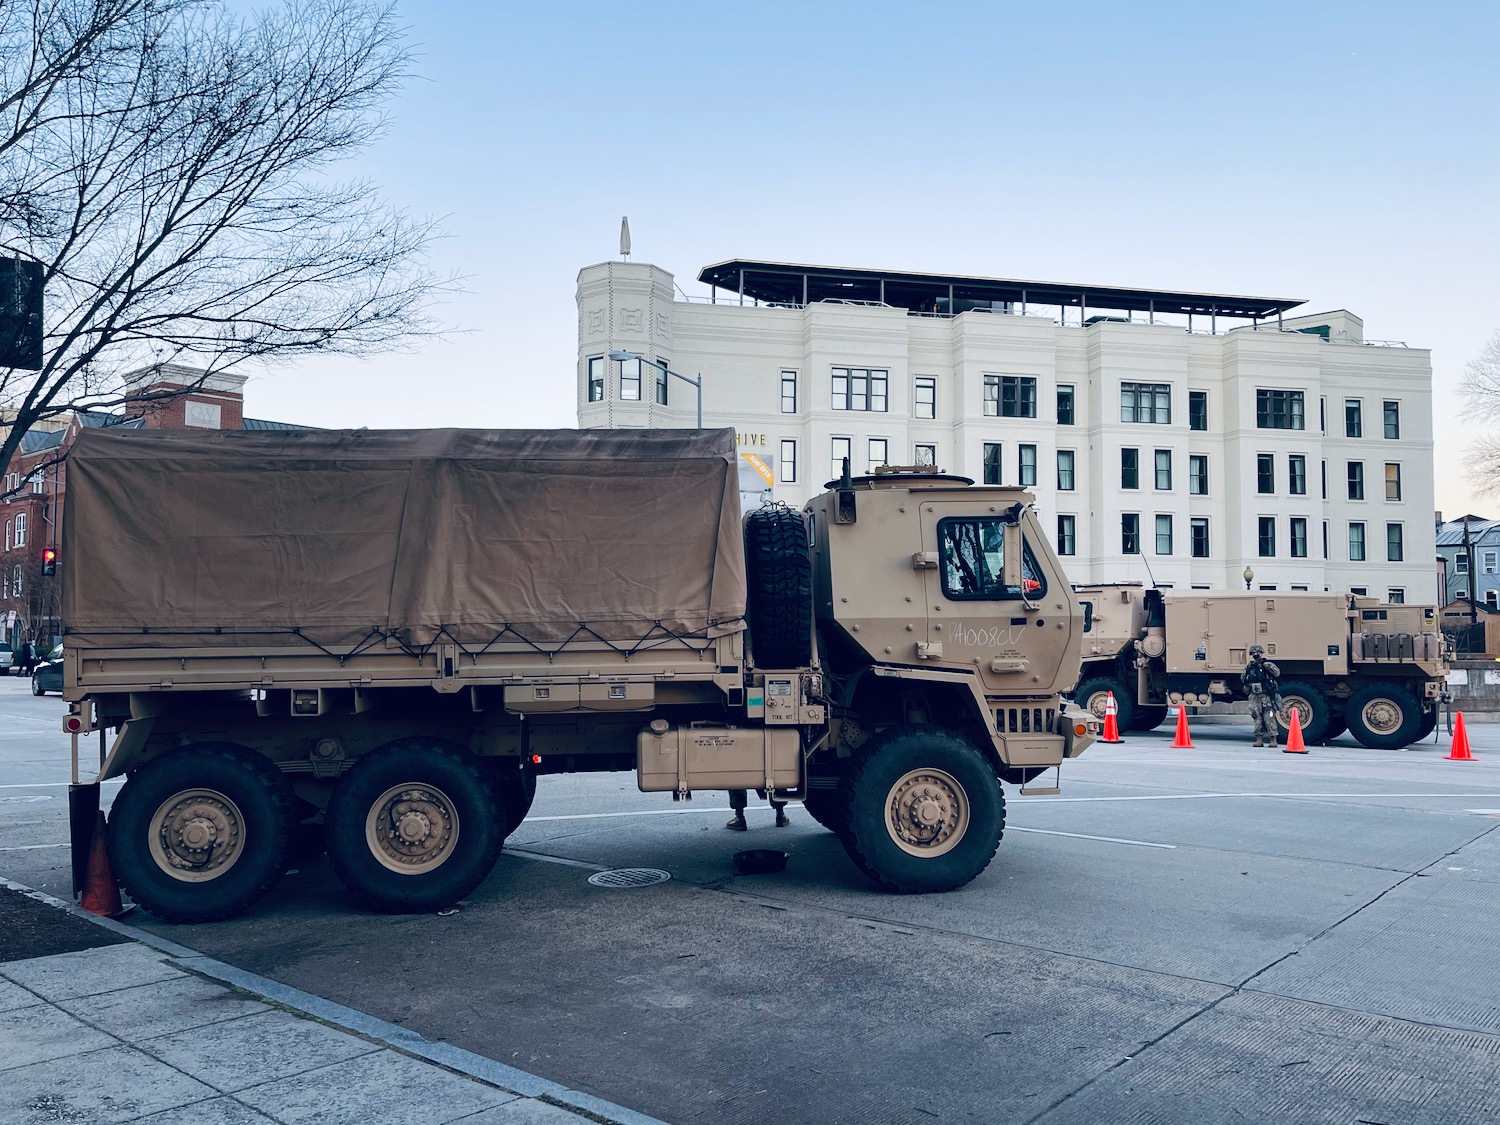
[917,500,1049,693]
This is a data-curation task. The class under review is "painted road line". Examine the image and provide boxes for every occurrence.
[505,847,611,872]
[0,843,68,851]
[1008,827,1176,849]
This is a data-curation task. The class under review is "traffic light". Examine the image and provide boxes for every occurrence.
[41,548,56,576]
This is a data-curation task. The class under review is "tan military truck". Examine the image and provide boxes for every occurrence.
[60,428,1094,923]
[1071,584,1448,749]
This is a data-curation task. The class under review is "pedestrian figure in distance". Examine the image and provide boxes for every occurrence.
[726,788,790,831]
[1242,643,1282,748]
[18,639,35,675]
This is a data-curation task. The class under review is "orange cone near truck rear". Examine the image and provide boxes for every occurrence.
[1283,706,1308,754]
[1101,692,1122,743]
[1446,712,1476,761]
[80,811,123,917]
[1171,705,1194,748]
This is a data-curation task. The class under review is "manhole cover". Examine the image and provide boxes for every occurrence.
[587,868,672,889]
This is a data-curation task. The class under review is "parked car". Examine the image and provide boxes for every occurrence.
[31,646,63,696]
[0,642,13,675]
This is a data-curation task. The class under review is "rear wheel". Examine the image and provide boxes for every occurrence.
[838,727,1004,893]
[31,674,44,696]
[107,744,297,923]
[493,764,537,839]
[1128,705,1169,732]
[744,506,813,669]
[800,785,843,832]
[1346,684,1421,750]
[1413,706,1439,743]
[326,740,506,913]
[1276,681,1333,744]
[1075,676,1135,734]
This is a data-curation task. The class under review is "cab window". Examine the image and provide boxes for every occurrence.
[937,517,1046,600]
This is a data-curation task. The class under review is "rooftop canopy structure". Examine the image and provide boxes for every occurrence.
[697,259,1306,327]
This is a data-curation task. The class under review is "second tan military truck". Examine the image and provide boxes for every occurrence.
[60,428,1094,922]
[1071,584,1448,749]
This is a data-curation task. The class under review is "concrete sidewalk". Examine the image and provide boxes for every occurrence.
[1,884,666,1125]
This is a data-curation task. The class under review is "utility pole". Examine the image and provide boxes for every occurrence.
[1464,516,1478,625]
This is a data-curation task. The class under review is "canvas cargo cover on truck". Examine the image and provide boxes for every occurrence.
[63,427,746,650]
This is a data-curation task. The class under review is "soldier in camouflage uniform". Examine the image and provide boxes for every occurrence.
[1242,644,1282,747]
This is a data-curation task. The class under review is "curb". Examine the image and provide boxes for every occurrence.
[1,875,670,1125]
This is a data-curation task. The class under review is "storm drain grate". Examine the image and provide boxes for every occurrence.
[587,868,672,889]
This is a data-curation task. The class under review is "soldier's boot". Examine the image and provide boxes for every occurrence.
[1253,738,1264,747]
[774,806,789,828]
[725,813,748,832]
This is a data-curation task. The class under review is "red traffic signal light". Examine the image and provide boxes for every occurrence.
[41,548,57,576]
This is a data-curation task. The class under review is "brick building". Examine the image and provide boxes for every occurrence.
[1,364,306,654]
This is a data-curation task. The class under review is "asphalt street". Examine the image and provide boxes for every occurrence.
[3,674,1498,1125]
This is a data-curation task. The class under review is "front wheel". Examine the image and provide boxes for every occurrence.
[838,728,1004,893]
[107,744,297,923]
[800,785,844,832]
[31,674,45,696]
[1346,684,1420,750]
[1128,705,1169,732]
[326,739,506,913]
[1075,677,1135,734]
[1276,680,1333,744]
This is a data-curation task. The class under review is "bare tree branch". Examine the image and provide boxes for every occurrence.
[0,0,454,472]
[1459,331,1500,494]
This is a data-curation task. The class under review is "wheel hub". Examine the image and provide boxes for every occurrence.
[1363,699,1401,734]
[885,769,969,858]
[149,790,245,882]
[366,785,459,874]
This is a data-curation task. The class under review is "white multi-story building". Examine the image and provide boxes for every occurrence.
[577,258,1435,601]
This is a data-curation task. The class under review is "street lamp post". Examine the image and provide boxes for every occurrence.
[608,350,703,428]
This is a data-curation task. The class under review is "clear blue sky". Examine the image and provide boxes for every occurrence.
[247,0,1500,516]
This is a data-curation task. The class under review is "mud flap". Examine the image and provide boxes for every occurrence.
[69,782,101,898]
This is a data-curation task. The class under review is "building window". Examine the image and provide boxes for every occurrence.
[1191,517,1209,558]
[1289,455,1307,496]
[1320,397,1327,433]
[779,439,797,484]
[914,376,936,420]
[983,443,1002,485]
[781,371,798,413]
[1323,520,1330,560]
[984,374,1037,418]
[1256,389,1305,430]
[3,517,9,551]
[1057,385,1075,425]
[831,437,851,481]
[914,444,936,467]
[1257,454,1275,494]
[1121,514,1140,554]
[1383,400,1400,439]
[1386,588,1404,604]
[1154,449,1171,490]
[1349,522,1366,561]
[1057,514,1076,556]
[1120,382,1171,423]
[1290,517,1308,558]
[1258,517,1276,557]
[1385,463,1402,501]
[868,439,888,474]
[832,367,888,412]
[1456,552,1470,575]
[1386,523,1404,561]
[617,357,641,401]
[1321,460,1328,499]
[29,473,42,495]
[1347,461,1365,501]
[1018,444,1037,487]
[1057,450,1075,491]
[1351,587,1368,596]
[1188,454,1208,496]
[1189,390,1207,431]
[1487,551,1499,574]
[11,564,19,598]
[587,356,604,402]
[653,358,669,405]
[1488,591,1499,610]
[1121,448,1139,490]
[12,512,24,548]
[1345,399,1362,438]
[1155,514,1173,555]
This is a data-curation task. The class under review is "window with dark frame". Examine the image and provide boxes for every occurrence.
[779,439,797,484]
[1121,448,1139,490]
[618,357,641,401]
[1345,399,1362,438]
[1120,382,1171,423]
[1388,588,1405,604]
[983,443,1002,485]
[1189,454,1208,495]
[1122,513,1140,554]
[984,374,1037,418]
[780,371,797,413]
[1256,389,1305,430]
[1057,385,1075,425]
[1190,517,1210,558]
[1290,517,1308,558]
[1057,514,1076,556]
[1289,454,1307,496]
[1057,450,1075,490]
[867,438,888,474]
[832,367,889,412]
[1385,463,1402,501]
[1383,400,1400,439]
[654,358,668,405]
[1347,461,1365,501]
[914,376,936,420]
[1154,449,1171,490]
[1349,521,1366,561]
[1257,453,1275,494]
[831,437,851,482]
[587,356,604,402]
[914,443,936,466]
[1018,444,1037,487]
[1189,390,1207,431]
[1258,517,1276,557]
[1387,522,1404,562]
[1155,514,1173,555]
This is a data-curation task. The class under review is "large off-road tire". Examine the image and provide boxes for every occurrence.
[1345,684,1421,750]
[1276,680,1333,744]
[800,785,843,832]
[107,744,297,924]
[1075,676,1135,734]
[1323,709,1348,742]
[838,727,1004,893]
[1128,705,1169,732]
[1413,706,1439,743]
[744,506,813,669]
[495,764,537,839]
[326,739,507,913]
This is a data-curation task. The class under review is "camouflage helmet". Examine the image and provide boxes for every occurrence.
[1248,644,1265,657]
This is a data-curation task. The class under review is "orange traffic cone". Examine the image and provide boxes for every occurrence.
[1171,705,1194,748]
[1446,712,1476,761]
[1283,706,1308,754]
[1101,692,1123,743]
[80,811,123,917]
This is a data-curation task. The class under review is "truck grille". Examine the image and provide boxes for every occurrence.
[999,707,1057,734]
